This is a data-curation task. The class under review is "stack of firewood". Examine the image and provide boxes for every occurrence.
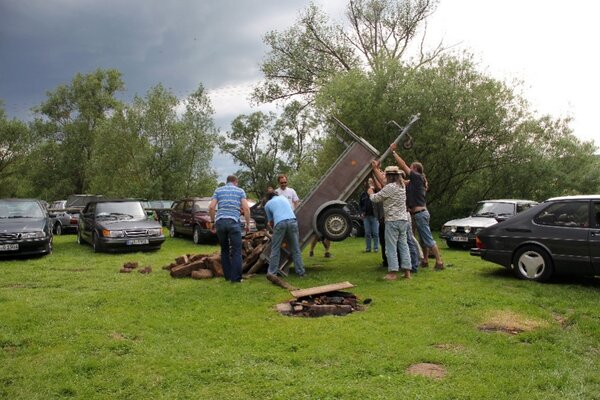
[163,230,272,279]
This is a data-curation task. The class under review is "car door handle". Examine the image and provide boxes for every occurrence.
[505,228,531,233]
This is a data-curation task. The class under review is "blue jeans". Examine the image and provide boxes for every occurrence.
[215,218,243,282]
[407,220,419,271]
[363,215,379,251]
[268,219,305,276]
[384,220,411,272]
[414,210,436,248]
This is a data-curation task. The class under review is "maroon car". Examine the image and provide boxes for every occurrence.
[169,197,257,244]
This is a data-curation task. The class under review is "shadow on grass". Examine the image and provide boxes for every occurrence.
[479,265,600,288]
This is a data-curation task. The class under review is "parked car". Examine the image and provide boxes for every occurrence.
[148,200,174,227]
[49,200,79,235]
[248,200,267,231]
[77,199,165,252]
[441,199,538,249]
[0,199,53,257]
[169,197,257,244]
[471,195,600,282]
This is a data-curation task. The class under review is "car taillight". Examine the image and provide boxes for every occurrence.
[475,236,485,249]
[70,218,77,224]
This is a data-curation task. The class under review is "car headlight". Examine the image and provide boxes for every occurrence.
[21,231,46,239]
[441,225,451,234]
[450,226,457,233]
[464,226,471,234]
[148,228,162,236]
[102,229,124,238]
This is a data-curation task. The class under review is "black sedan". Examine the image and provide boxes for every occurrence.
[471,195,600,282]
[77,200,165,252]
[0,199,53,257]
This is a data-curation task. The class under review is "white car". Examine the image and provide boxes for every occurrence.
[440,199,538,249]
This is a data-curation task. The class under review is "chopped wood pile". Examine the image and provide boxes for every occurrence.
[162,230,272,279]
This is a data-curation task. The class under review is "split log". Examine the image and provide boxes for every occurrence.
[266,273,297,290]
[123,261,138,269]
[175,254,189,265]
[203,255,223,277]
[170,259,205,278]
[247,256,267,274]
[242,243,265,271]
[191,269,214,279]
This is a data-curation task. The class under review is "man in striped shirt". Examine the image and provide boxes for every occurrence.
[209,175,251,283]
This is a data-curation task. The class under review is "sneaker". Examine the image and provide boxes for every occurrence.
[374,249,379,253]
[324,252,331,258]
[434,263,445,271]
[365,249,371,253]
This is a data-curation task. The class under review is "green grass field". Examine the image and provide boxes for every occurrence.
[1,233,599,399]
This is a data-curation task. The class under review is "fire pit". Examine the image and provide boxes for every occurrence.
[275,281,367,317]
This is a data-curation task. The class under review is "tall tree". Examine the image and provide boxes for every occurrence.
[219,112,288,198]
[0,103,34,197]
[31,68,125,195]
[89,84,218,199]
[253,0,440,104]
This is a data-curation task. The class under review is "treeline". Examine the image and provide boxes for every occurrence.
[0,69,219,201]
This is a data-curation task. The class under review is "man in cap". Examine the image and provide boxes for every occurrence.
[367,164,412,280]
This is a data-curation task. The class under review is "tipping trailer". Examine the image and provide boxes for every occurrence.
[271,115,420,273]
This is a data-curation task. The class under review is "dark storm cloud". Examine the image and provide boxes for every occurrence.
[0,0,310,119]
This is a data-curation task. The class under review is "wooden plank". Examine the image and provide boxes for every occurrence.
[290,281,355,298]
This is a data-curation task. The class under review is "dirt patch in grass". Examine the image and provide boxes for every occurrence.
[406,363,447,379]
[479,310,548,335]
[433,343,466,352]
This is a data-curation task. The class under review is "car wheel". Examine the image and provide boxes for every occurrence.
[92,232,102,253]
[193,226,201,244]
[317,208,352,242]
[512,245,554,282]
[169,223,177,238]
[55,223,63,236]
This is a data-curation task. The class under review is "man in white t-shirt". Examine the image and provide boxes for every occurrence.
[274,174,299,209]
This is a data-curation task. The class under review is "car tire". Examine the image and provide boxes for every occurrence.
[169,223,178,238]
[193,226,201,244]
[512,245,554,282]
[55,223,63,236]
[92,232,102,253]
[317,207,352,242]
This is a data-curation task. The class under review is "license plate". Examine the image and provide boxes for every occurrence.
[0,244,19,251]
[127,239,149,245]
[452,236,468,242]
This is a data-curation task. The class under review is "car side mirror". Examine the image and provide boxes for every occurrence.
[495,216,508,222]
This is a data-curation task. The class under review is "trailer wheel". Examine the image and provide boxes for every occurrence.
[317,208,352,242]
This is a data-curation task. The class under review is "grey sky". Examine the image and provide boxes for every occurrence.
[1,0,598,181]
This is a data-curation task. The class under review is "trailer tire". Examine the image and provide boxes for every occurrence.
[317,208,352,242]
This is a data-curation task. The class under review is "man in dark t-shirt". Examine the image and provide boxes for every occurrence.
[389,143,444,270]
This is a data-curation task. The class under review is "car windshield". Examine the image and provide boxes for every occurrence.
[95,202,146,219]
[0,200,45,219]
[472,202,515,218]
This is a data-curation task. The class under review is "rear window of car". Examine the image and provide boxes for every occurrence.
[193,200,211,212]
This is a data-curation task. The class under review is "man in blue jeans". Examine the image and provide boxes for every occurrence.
[208,175,251,283]
[264,192,305,277]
